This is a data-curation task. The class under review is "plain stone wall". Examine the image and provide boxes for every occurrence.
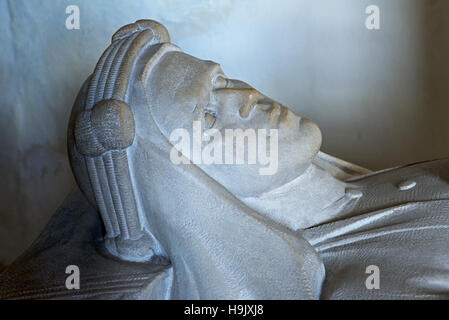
[1,0,448,264]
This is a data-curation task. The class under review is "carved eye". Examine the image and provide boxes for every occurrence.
[204,110,217,130]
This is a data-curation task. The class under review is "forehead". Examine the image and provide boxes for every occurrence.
[149,51,221,101]
[147,51,221,134]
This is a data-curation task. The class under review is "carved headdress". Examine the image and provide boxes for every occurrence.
[68,20,180,261]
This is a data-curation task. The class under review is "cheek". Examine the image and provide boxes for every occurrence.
[277,128,321,169]
[152,102,198,137]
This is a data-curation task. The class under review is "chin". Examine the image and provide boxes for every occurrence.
[299,118,322,158]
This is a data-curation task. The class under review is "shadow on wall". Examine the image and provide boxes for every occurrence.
[291,0,449,170]
[422,1,449,159]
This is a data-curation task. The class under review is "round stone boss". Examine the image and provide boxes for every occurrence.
[74,99,136,158]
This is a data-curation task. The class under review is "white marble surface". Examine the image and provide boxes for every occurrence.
[0,0,448,264]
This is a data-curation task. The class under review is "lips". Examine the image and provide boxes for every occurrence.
[267,103,282,128]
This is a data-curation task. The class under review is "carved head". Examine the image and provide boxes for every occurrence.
[67,20,322,261]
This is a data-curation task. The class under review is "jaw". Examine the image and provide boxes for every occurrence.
[238,163,350,231]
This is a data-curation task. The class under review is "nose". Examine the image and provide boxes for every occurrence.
[238,89,259,118]
[239,91,285,124]
[253,92,285,121]
[214,83,295,124]
[213,87,260,118]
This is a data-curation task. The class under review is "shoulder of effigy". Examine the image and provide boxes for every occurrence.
[0,188,171,300]
[0,253,171,300]
[0,238,171,299]
[347,158,449,189]
[0,265,171,300]
[341,159,449,221]
[341,158,449,213]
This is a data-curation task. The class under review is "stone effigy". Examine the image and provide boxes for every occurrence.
[1,20,449,300]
